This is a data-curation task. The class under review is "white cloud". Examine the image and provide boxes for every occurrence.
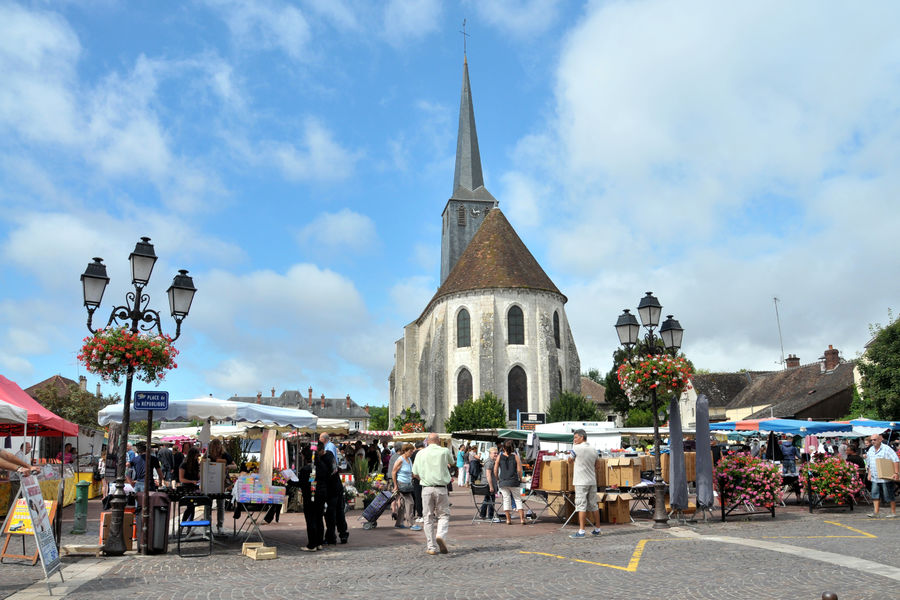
[519,1,900,375]
[264,118,360,182]
[469,0,562,38]
[204,0,312,61]
[297,209,379,255]
[389,276,434,321]
[383,0,442,46]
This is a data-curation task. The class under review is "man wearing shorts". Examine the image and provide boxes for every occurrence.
[865,433,899,518]
[567,429,601,538]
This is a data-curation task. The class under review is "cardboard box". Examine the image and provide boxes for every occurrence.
[876,458,898,479]
[601,492,633,524]
[245,545,277,560]
[595,458,607,488]
[608,458,641,488]
[662,452,697,483]
[99,511,135,551]
[546,492,574,520]
[540,460,569,491]
[565,461,575,492]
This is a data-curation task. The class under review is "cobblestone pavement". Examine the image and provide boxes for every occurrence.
[2,494,898,599]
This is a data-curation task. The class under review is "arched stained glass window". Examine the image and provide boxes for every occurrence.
[457,368,473,405]
[457,309,470,348]
[508,366,527,417]
[553,311,561,349]
[507,306,524,345]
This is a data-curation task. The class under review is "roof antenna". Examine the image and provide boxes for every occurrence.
[459,18,470,57]
[774,297,786,370]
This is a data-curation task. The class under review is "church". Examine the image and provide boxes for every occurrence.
[389,58,581,432]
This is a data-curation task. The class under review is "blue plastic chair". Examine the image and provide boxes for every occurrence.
[177,495,213,557]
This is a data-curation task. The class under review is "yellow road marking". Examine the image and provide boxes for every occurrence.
[520,538,671,572]
[760,520,877,540]
[822,520,877,538]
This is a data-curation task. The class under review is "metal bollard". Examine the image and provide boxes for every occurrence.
[821,593,838,600]
[71,479,91,534]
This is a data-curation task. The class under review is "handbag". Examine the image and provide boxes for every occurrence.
[398,481,414,493]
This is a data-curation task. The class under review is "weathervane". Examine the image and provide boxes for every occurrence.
[460,19,470,56]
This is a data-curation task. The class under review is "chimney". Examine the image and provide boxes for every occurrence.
[96,382,101,397]
[308,387,313,408]
[321,393,326,409]
[256,392,262,404]
[824,345,840,371]
[785,354,800,369]
[346,394,351,409]
[364,405,369,414]
[271,387,276,397]
[79,375,87,392]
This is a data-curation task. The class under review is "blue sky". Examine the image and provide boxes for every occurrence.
[2,0,899,408]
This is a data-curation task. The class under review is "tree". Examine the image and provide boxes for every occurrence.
[547,391,602,423]
[367,405,389,430]
[33,384,118,430]
[444,392,507,433]
[584,368,603,384]
[858,314,900,419]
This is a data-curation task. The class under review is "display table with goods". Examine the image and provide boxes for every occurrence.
[230,474,286,544]
[715,453,780,522]
[800,456,863,512]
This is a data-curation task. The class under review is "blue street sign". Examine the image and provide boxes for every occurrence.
[134,391,169,411]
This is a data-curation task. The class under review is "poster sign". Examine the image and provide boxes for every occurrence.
[520,413,546,431]
[4,499,54,536]
[134,391,168,411]
[106,422,120,478]
[20,476,60,577]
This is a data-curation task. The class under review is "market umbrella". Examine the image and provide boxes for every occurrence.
[667,396,688,510]
[764,430,782,461]
[694,394,714,510]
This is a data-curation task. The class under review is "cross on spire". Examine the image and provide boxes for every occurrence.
[459,19,470,57]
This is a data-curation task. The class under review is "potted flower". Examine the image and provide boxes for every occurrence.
[715,452,782,508]
[78,326,178,385]
[617,354,693,404]
[344,485,358,509]
[800,456,863,506]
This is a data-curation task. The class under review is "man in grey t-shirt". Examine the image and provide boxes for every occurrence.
[567,429,601,538]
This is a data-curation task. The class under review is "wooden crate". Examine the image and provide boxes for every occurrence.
[242,542,264,556]
[246,546,277,560]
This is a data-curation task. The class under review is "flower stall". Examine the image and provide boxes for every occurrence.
[714,452,781,521]
[800,455,864,512]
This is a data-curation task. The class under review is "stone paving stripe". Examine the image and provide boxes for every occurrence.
[702,535,900,582]
[520,537,677,572]
[5,556,126,600]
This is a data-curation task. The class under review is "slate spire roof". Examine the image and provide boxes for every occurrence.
[451,57,495,202]
[418,208,562,323]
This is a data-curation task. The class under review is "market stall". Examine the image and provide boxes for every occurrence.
[0,375,80,517]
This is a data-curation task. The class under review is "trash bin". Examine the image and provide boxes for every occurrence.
[137,492,171,554]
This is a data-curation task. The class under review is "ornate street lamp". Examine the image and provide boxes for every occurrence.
[614,292,684,529]
[81,238,196,556]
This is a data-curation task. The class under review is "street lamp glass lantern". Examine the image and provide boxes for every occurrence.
[167,269,197,318]
[129,237,158,286]
[81,257,110,308]
[615,309,640,347]
[637,292,662,328]
[659,315,684,350]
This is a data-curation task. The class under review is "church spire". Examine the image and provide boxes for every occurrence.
[451,57,494,201]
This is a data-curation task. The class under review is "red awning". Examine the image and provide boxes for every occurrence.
[0,375,79,436]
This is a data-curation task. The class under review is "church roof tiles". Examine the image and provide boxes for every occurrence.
[418,208,563,323]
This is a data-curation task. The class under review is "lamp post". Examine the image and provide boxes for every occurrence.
[81,237,196,556]
[615,292,684,530]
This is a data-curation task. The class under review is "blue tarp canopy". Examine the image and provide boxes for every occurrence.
[710,419,851,435]
[849,418,898,430]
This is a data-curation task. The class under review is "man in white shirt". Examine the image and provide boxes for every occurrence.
[865,433,899,518]
[567,429,601,538]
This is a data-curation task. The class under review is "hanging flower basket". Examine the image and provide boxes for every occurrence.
[799,456,863,505]
[78,326,179,386]
[616,354,693,405]
[401,422,424,433]
[715,453,782,508]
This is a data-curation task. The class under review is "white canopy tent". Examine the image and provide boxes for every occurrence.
[153,418,349,442]
[98,396,317,429]
[0,398,27,425]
